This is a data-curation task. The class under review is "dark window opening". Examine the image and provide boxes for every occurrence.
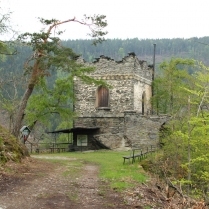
[96,86,109,108]
[142,92,145,115]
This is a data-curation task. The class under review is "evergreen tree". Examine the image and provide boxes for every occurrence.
[152,58,195,115]
[12,15,108,137]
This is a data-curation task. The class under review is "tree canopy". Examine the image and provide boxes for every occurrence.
[11,15,108,137]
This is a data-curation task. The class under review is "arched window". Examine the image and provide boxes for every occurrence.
[142,92,146,115]
[96,86,109,108]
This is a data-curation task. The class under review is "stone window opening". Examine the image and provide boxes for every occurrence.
[96,86,110,109]
[142,91,146,115]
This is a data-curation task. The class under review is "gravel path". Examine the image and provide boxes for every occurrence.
[0,156,130,209]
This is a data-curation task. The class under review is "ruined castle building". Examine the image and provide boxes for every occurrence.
[73,53,166,151]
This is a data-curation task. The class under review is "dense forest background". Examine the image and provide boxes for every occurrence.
[1,36,209,78]
[1,36,209,105]
[62,37,209,69]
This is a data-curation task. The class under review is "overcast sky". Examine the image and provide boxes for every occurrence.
[2,0,209,40]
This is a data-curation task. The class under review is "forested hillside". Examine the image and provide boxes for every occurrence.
[1,36,209,108]
[2,36,209,79]
[63,37,209,67]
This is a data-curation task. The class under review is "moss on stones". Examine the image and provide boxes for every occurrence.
[0,125,29,165]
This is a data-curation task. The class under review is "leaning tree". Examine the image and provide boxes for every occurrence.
[12,15,108,137]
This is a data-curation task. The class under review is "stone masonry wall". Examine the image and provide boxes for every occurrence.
[74,116,125,149]
[75,53,153,116]
[74,113,167,149]
[124,112,167,149]
[73,53,164,150]
[74,78,134,116]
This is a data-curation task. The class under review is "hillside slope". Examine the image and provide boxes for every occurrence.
[0,125,29,164]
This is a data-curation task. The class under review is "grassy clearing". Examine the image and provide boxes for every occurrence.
[32,150,147,191]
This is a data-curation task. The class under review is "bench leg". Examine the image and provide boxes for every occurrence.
[132,157,134,164]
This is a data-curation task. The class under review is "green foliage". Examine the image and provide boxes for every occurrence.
[164,119,209,195]
[20,17,108,130]
[9,16,108,136]
[151,61,209,198]
[83,14,108,45]
[152,58,195,115]
[25,75,75,126]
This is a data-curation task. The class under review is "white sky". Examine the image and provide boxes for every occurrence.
[1,0,209,40]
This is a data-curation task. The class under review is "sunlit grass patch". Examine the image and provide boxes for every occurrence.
[32,150,147,191]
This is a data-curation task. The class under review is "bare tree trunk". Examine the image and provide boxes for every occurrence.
[12,60,40,137]
[12,86,34,137]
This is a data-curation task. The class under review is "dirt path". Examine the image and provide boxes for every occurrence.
[0,156,131,209]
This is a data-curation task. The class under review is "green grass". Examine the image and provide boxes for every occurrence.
[32,150,147,191]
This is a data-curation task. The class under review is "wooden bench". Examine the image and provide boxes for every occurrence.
[50,147,66,153]
[60,147,66,152]
[123,148,142,164]
[123,145,157,164]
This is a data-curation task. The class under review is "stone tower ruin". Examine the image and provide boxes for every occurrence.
[73,53,166,150]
